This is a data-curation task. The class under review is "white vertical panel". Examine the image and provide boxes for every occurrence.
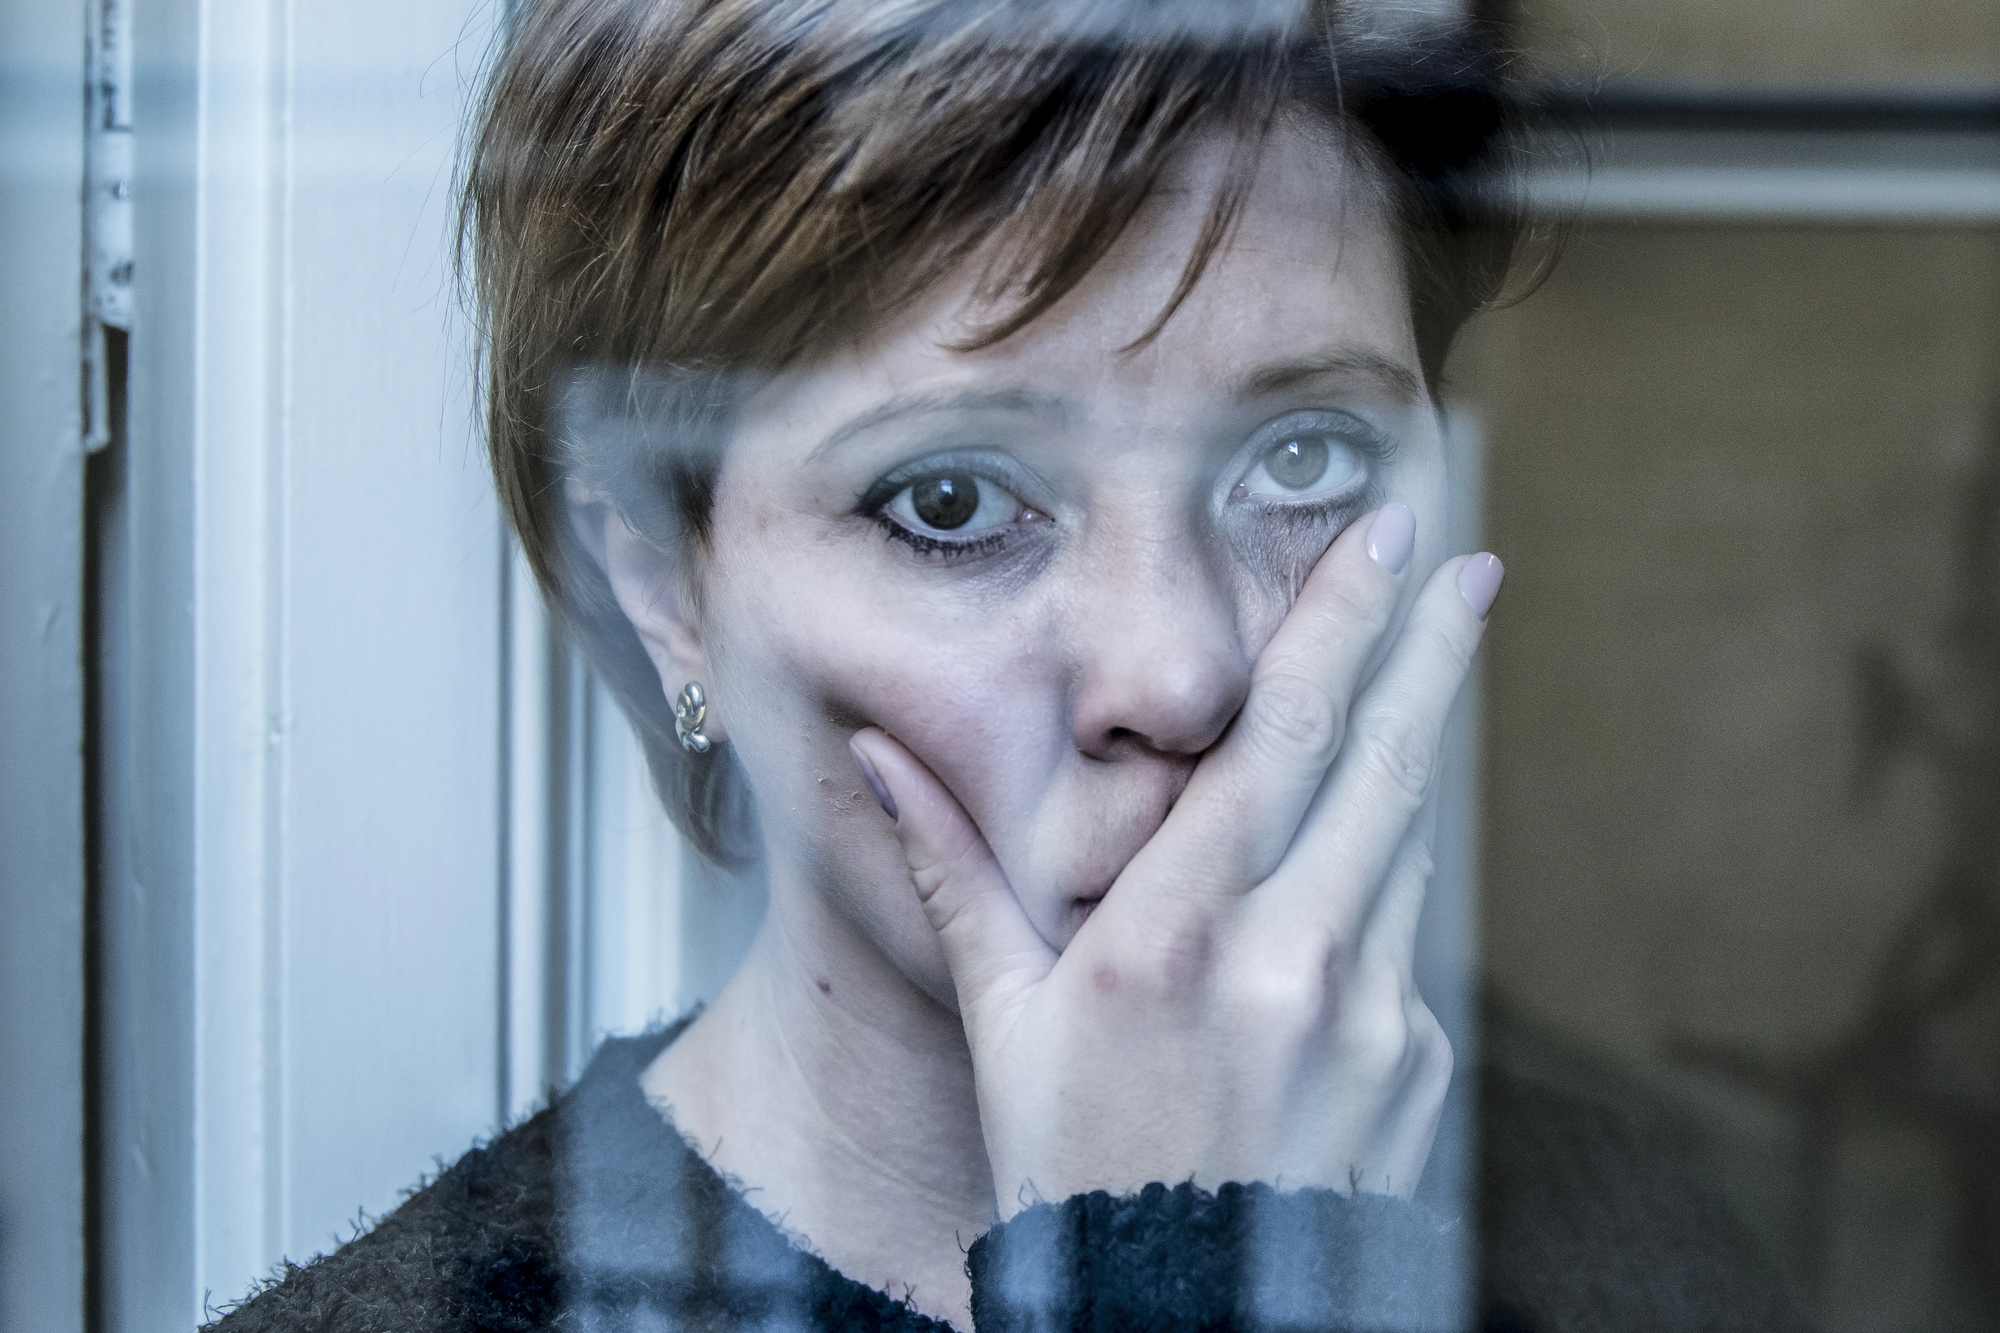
[187,0,280,1298]
[0,3,87,1331]
[560,654,592,1081]
[272,0,504,1266]
[1406,403,1486,1328]
[114,0,513,1320]
[505,541,559,1121]
[584,679,688,1042]
[114,0,283,1317]
[1421,404,1486,1061]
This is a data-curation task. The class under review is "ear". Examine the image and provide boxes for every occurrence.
[567,477,727,744]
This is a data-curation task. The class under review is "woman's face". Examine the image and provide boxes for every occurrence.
[616,125,1449,1005]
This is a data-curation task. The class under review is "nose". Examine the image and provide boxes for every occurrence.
[1068,536,1250,762]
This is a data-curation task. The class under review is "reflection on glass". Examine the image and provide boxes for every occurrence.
[24,1,1968,1332]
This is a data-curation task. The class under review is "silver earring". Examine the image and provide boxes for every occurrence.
[674,681,712,754]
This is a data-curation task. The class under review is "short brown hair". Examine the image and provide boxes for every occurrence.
[462,0,1529,864]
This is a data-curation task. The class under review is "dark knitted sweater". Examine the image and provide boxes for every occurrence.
[206,1026,1813,1333]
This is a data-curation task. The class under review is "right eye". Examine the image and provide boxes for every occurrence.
[885,470,1028,536]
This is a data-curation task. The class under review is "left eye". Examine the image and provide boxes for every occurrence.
[1240,431,1364,499]
[1232,412,1376,496]
[888,471,1026,533]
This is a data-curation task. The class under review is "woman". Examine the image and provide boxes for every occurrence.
[213,1,1809,1329]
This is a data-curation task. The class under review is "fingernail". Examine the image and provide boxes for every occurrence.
[1367,503,1416,575]
[849,738,898,822]
[1458,553,1504,620]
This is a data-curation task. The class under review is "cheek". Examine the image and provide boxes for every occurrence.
[703,536,1078,993]
[706,464,1067,772]
[701,526,1069,864]
[791,591,1065,824]
[1218,447,1451,675]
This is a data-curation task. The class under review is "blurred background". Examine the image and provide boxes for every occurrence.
[1,1,1994,1331]
[1451,2,2000,1329]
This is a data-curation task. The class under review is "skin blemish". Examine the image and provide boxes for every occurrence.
[816,976,832,994]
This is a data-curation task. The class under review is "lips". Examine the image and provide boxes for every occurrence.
[1019,759,1191,945]
[1063,870,1118,939]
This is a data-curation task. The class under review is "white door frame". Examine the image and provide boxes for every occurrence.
[0,0,88,1328]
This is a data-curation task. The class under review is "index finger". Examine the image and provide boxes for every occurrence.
[1122,503,1418,903]
[1256,551,1498,955]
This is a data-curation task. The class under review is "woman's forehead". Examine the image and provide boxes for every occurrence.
[751,127,1417,426]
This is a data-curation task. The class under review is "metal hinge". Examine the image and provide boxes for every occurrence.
[83,0,132,452]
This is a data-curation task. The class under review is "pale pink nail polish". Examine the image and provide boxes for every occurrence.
[849,738,898,821]
[1458,553,1504,619]
[1367,503,1416,575]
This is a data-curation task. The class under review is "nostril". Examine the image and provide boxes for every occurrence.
[1076,676,1246,760]
[1083,725,1187,764]
[1069,588,1252,759]
[1075,724,1141,764]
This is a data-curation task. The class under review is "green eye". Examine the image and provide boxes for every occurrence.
[1263,437,1329,491]
[1239,420,1365,502]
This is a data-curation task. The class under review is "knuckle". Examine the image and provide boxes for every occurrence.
[1357,714,1437,807]
[1113,911,1217,1002]
[1246,671,1345,768]
[905,819,991,907]
[905,855,951,905]
[1345,1003,1416,1078]
[907,856,978,939]
[1318,919,1363,970]
[1226,965,1324,1038]
[1413,1003,1454,1084]
[922,883,979,938]
[1315,577,1394,639]
[1417,616,1479,679]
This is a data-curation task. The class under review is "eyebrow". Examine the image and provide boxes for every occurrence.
[807,348,1421,463]
[806,387,1068,464]
[1229,348,1424,403]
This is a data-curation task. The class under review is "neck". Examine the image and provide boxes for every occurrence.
[642,867,994,1327]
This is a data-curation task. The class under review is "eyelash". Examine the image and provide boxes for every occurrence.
[873,516,1011,560]
[1234,417,1390,520]
[1264,493,1369,528]
[858,453,1037,562]
[859,416,1395,562]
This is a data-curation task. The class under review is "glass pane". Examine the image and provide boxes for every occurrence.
[1516,0,2000,87]
[1451,223,2000,1330]
[24,1,1993,1332]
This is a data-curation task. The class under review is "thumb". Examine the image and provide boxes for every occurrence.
[849,729,1056,1019]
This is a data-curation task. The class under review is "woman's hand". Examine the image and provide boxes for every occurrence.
[848,507,1501,1214]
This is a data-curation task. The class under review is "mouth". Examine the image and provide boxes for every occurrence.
[1067,889,1108,934]
[1056,841,1135,938]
